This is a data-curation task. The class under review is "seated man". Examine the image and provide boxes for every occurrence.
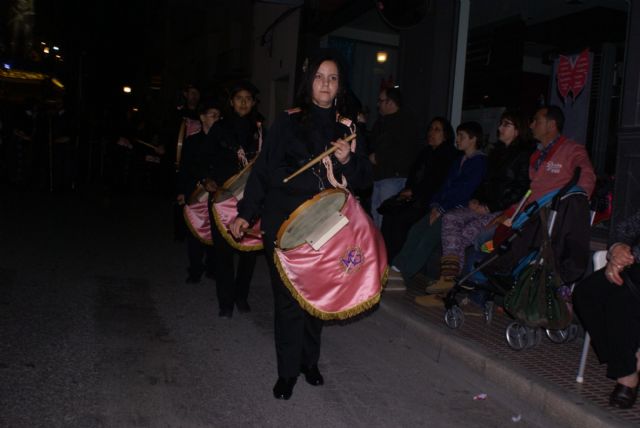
[480,105,596,284]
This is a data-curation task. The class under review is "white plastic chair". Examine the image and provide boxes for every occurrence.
[576,250,608,383]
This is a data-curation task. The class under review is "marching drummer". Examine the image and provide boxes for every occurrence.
[177,99,226,284]
[231,51,373,400]
[211,81,265,318]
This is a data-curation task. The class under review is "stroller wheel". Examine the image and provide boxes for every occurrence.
[546,324,579,344]
[444,306,465,329]
[483,301,494,325]
[505,322,531,350]
[567,324,579,342]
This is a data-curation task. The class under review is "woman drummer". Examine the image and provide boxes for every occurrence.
[213,81,264,318]
[230,52,372,400]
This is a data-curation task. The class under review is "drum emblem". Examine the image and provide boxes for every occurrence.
[340,246,364,274]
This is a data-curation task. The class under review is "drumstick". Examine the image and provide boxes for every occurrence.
[283,133,357,183]
[135,139,158,150]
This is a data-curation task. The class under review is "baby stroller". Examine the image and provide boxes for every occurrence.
[442,169,592,350]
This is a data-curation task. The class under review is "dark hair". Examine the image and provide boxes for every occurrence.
[456,121,484,149]
[500,110,530,145]
[229,80,259,100]
[542,105,565,132]
[430,116,455,145]
[295,51,351,118]
[197,98,222,116]
[383,87,403,108]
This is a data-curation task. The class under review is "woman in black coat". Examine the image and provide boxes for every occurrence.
[380,117,458,261]
[230,52,372,400]
[574,209,640,409]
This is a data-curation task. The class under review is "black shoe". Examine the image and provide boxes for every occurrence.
[218,308,233,319]
[236,300,251,313]
[185,275,201,284]
[273,377,297,400]
[300,364,324,386]
[609,383,638,409]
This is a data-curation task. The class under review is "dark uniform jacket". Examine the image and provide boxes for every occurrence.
[238,105,372,242]
[177,123,236,197]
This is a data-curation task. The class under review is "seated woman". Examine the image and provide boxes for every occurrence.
[381,117,458,261]
[573,209,640,409]
[391,121,487,283]
[425,111,533,295]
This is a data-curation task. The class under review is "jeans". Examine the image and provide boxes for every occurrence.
[371,177,406,229]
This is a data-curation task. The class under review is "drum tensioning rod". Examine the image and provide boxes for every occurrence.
[283,133,357,183]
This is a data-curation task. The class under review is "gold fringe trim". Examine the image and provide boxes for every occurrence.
[183,207,213,246]
[211,202,263,252]
[273,251,384,321]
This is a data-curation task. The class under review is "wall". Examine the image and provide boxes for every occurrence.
[251,4,302,126]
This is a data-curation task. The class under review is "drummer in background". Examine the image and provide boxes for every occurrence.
[230,51,373,400]
[177,99,223,284]
[213,81,264,318]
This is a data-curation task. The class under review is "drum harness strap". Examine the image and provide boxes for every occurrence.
[322,115,356,190]
[236,121,263,168]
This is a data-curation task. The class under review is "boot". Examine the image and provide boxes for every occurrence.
[426,255,460,294]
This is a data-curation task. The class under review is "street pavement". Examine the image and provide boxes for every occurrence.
[0,191,562,427]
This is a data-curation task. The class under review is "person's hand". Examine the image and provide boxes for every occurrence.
[154,145,166,155]
[368,153,377,165]
[605,243,634,286]
[332,138,351,164]
[176,194,185,205]
[399,189,413,200]
[488,213,507,228]
[605,261,625,286]
[230,217,250,239]
[429,208,441,225]
[203,178,217,193]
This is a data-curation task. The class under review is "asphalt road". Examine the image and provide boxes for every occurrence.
[0,191,561,427]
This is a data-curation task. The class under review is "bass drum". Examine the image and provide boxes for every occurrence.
[211,160,263,251]
[274,189,388,320]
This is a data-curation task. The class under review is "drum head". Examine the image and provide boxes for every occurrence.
[277,189,347,250]
[214,161,253,202]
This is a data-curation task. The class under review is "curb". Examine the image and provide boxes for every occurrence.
[379,294,628,428]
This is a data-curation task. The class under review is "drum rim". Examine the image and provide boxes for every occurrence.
[276,188,348,250]
[214,158,256,203]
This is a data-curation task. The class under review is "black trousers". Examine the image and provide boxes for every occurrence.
[573,263,640,380]
[381,204,427,262]
[265,242,323,378]
[186,232,215,278]
[210,225,257,311]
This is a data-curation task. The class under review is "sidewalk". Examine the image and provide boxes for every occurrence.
[378,281,638,428]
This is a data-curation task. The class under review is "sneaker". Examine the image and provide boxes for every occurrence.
[425,277,455,294]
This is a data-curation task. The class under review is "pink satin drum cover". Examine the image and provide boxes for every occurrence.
[183,200,212,245]
[212,196,263,251]
[275,192,388,320]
